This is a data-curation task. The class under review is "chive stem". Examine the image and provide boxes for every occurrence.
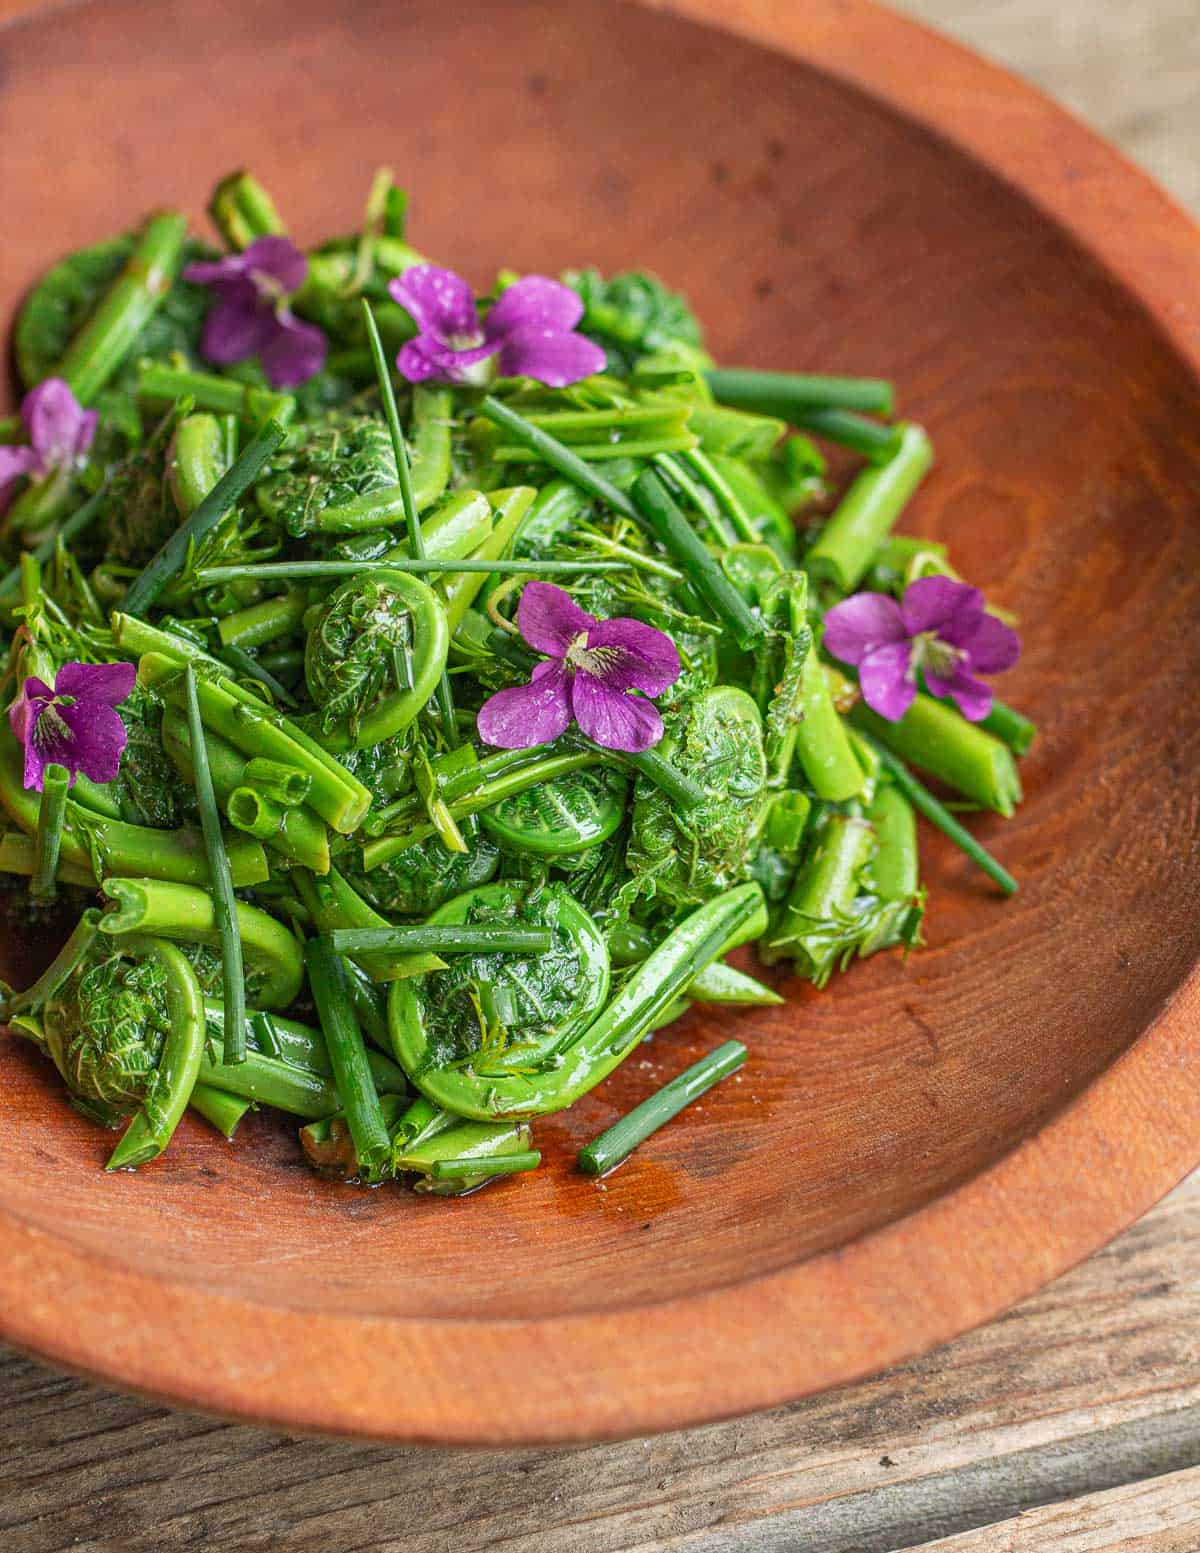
[577,1040,747,1177]
[431,1151,541,1181]
[705,367,894,418]
[632,469,763,648]
[218,641,298,708]
[30,763,70,901]
[305,937,392,1177]
[123,419,286,615]
[326,926,552,956]
[794,407,902,463]
[183,662,246,1062]
[478,396,641,521]
[862,735,1018,895]
[192,558,630,585]
[362,299,460,748]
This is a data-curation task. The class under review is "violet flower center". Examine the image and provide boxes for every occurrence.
[910,631,962,682]
[33,701,71,748]
[250,267,288,307]
[564,632,624,680]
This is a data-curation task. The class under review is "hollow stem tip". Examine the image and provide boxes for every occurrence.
[577,1040,747,1177]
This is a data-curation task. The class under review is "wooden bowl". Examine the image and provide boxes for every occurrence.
[1,0,1199,1445]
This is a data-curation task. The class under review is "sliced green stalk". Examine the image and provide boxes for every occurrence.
[705,368,895,418]
[136,359,296,426]
[30,763,70,902]
[305,937,392,1179]
[577,1040,747,1176]
[850,694,1022,816]
[56,211,189,404]
[805,424,933,595]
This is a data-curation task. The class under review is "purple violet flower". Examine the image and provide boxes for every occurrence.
[9,661,137,791]
[823,575,1020,723]
[184,236,326,389]
[390,266,607,388]
[0,379,97,510]
[476,582,681,754]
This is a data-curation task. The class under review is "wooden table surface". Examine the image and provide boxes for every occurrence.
[3,3,1199,1550]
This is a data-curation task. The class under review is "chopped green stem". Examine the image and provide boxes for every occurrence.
[208,169,287,249]
[293,866,444,982]
[632,470,763,648]
[478,396,641,521]
[201,998,407,1093]
[194,558,629,585]
[305,937,392,1178]
[793,650,865,801]
[198,1046,340,1118]
[431,1151,541,1181]
[0,720,268,887]
[183,663,246,1063]
[160,707,329,874]
[686,961,783,1006]
[227,785,285,840]
[705,368,895,418]
[595,741,706,812]
[577,1040,746,1176]
[123,419,286,615]
[859,735,1017,895]
[141,652,370,833]
[136,360,296,426]
[169,413,228,516]
[805,424,933,594]
[188,1083,253,1138]
[850,693,1022,816]
[216,590,308,650]
[362,749,598,866]
[651,454,735,546]
[326,925,553,956]
[794,407,902,462]
[766,814,876,983]
[30,763,70,901]
[679,449,758,543]
[56,211,189,404]
[242,757,310,807]
[979,697,1038,757]
[218,641,298,708]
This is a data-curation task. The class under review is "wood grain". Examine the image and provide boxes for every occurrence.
[2,1173,1198,1552]
[1,0,1199,1443]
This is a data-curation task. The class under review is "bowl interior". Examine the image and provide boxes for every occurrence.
[1,0,1199,1328]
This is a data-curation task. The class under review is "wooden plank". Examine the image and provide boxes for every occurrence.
[896,1466,1200,1552]
[0,1172,1196,1553]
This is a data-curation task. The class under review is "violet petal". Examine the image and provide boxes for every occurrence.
[389,266,481,343]
[859,641,917,722]
[21,378,97,468]
[260,312,328,389]
[517,582,596,658]
[57,697,129,783]
[56,660,136,705]
[570,673,663,753]
[927,665,993,722]
[822,592,907,667]
[585,616,681,695]
[494,325,607,388]
[242,235,308,295]
[476,659,572,748]
[0,445,41,498]
[484,276,585,339]
[201,291,278,366]
[957,610,1021,674]
[901,575,984,639]
[183,254,248,289]
[396,335,497,385]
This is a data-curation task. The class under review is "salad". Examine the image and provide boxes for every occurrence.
[0,169,1029,1190]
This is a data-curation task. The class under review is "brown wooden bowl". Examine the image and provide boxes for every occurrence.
[1,0,1198,1445]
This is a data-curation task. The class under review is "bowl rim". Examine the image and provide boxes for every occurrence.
[1,0,1199,1445]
